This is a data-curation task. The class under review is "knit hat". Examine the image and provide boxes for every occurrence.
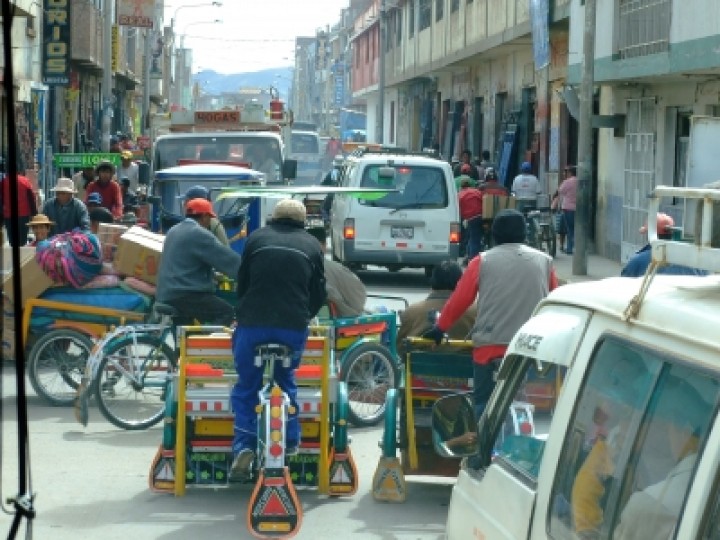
[87,192,103,205]
[492,209,526,245]
[272,199,306,224]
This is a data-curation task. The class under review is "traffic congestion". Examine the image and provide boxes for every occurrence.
[3,0,720,539]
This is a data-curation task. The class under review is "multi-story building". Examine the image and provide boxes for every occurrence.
[568,0,720,261]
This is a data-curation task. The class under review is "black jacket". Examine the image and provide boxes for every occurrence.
[236,219,327,330]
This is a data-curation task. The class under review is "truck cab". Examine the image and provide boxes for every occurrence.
[439,186,720,540]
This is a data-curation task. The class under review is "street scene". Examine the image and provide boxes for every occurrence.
[2,0,720,539]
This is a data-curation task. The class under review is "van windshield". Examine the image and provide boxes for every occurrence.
[359,164,448,209]
[291,133,320,154]
[154,135,282,184]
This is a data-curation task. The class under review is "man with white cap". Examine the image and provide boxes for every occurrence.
[42,177,90,234]
[230,198,326,479]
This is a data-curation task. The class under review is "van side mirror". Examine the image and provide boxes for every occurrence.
[431,393,478,458]
[138,161,150,185]
[283,159,297,180]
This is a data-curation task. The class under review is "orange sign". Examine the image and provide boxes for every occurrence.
[194,111,241,127]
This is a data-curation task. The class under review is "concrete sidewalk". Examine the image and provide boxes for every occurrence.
[552,250,623,284]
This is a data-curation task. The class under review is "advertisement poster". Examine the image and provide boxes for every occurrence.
[118,0,155,28]
[42,0,71,84]
[529,0,550,70]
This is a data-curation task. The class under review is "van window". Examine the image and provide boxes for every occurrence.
[477,356,566,481]
[548,336,719,540]
[358,165,447,209]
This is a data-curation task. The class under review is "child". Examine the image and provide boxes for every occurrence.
[27,214,54,246]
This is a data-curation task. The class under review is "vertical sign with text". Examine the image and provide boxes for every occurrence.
[111,25,119,72]
[42,0,71,85]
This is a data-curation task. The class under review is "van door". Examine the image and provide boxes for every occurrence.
[446,305,591,540]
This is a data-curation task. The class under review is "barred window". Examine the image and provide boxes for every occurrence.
[617,0,671,59]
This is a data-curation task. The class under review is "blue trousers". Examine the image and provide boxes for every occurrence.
[563,210,576,253]
[466,216,485,260]
[231,326,309,455]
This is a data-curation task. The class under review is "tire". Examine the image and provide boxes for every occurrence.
[381,389,398,458]
[27,329,93,406]
[93,334,176,430]
[340,342,397,427]
[541,223,557,258]
[334,382,349,453]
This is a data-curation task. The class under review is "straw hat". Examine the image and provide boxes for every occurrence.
[27,214,54,227]
[50,177,77,193]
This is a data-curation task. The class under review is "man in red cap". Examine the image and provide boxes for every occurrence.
[621,213,707,277]
[155,198,242,325]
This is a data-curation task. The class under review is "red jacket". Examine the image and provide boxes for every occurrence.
[2,174,37,218]
[85,179,123,219]
[459,187,483,220]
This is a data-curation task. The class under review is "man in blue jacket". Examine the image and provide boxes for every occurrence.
[230,199,326,479]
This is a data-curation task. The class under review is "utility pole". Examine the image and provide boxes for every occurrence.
[142,28,152,136]
[573,0,597,276]
[101,0,113,151]
[377,0,386,144]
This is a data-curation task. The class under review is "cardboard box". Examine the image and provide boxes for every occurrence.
[482,194,516,219]
[114,226,164,284]
[98,223,129,263]
[2,247,55,308]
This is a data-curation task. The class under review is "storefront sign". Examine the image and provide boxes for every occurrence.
[42,0,71,85]
[53,153,122,168]
[118,0,155,28]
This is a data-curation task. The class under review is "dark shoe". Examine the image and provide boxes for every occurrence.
[286,445,299,456]
[230,448,255,480]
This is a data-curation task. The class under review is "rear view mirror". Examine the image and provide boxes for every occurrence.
[283,159,297,180]
[432,393,478,458]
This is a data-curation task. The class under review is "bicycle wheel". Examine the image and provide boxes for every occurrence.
[541,222,557,257]
[339,342,397,427]
[93,334,176,430]
[28,328,93,406]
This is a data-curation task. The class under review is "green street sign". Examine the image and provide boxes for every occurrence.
[53,153,122,168]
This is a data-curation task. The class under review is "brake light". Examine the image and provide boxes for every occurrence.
[343,218,356,240]
[449,222,460,243]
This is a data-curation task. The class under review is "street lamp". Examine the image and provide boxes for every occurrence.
[179,19,222,48]
[171,2,222,30]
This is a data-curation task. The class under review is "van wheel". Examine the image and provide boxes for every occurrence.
[424,266,433,278]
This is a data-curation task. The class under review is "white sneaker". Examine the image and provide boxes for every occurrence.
[230,448,255,480]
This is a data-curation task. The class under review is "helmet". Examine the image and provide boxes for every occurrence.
[640,212,674,235]
[521,162,532,173]
[184,185,209,201]
[484,167,497,180]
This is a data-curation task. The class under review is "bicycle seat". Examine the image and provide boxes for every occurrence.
[153,302,179,318]
[254,343,293,368]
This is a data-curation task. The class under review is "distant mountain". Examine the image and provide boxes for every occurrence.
[192,67,293,100]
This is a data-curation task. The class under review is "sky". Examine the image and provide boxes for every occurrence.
[163,0,351,75]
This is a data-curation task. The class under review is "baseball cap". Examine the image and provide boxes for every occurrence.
[87,192,103,205]
[521,162,532,173]
[185,198,216,218]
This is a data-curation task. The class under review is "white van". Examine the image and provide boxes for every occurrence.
[290,130,323,186]
[329,150,460,275]
[436,186,720,540]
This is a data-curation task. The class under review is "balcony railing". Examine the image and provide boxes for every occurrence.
[617,0,671,59]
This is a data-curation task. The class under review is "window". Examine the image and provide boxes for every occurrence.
[359,165,448,209]
[396,9,402,45]
[435,0,444,21]
[548,337,719,540]
[673,111,690,189]
[390,101,395,144]
[451,0,460,12]
[617,0,671,59]
[419,0,431,30]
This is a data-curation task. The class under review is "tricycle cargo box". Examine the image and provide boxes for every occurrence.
[482,194,516,219]
[115,226,164,284]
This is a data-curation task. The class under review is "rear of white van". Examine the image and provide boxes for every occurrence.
[330,158,460,273]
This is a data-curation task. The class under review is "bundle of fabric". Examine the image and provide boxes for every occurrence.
[36,230,103,287]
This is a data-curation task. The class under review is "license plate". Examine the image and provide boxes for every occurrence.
[391,226,414,239]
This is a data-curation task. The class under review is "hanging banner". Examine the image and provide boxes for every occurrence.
[529,0,550,70]
[42,0,71,85]
[118,0,155,28]
[111,25,119,72]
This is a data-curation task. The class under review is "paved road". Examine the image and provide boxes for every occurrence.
[1,269,454,540]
